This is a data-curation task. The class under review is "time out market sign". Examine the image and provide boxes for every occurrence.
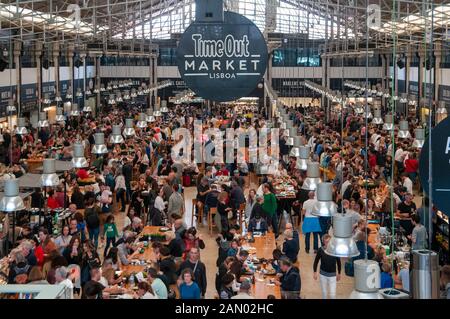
[177,11,268,102]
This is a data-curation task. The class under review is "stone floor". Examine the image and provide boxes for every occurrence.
[107,184,356,299]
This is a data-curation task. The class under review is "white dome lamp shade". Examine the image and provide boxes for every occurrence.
[399,93,408,104]
[108,94,116,105]
[364,107,373,119]
[72,143,88,168]
[123,119,136,138]
[92,133,108,154]
[372,108,383,125]
[301,161,321,191]
[412,128,425,149]
[109,125,124,144]
[397,120,411,139]
[325,213,360,258]
[153,110,162,117]
[37,112,49,128]
[70,104,80,117]
[0,179,25,212]
[136,113,148,129]
[41,159,60,187]
[7,99,16,113]
[354,104,364,114]
[123,90,131,101]
[296,146,310,171]
[382,114,394,131]
[160,105,169,113]
[55,108,66,123]
[312,182,337,217]
[15,118,28,135]
[146,109,155,123]
[286,137,294,146]
[55,93,63,102]
[66,87,73,99]
[349,260,383,299]
[289,136,304,157]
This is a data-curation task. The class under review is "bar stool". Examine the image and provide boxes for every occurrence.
[208,207,218,235]
[190,198,203,227]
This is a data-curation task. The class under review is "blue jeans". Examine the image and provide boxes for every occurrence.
[304,232,320,252]
[319,217,331,243]
[88,227,100,249]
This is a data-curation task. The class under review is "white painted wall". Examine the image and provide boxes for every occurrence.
[0,70,17,87]
[410,67,419,82]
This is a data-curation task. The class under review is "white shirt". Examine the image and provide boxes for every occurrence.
[403,177,413,195]
[59,278,74,299]
[302,199,317,218]
[154,196,166,212]
[394,148,405,162]
[141,292,158,299]
[393,192,402,206]
[231,292,255,299]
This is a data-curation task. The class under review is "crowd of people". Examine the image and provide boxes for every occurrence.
[0,101,449,300]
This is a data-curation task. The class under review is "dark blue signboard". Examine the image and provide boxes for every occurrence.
[419,116,450,216]
[177,11,268,102]
[409,81,419,94]
[438,85,450,103]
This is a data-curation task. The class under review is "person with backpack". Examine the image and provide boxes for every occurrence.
[84,197,101,249]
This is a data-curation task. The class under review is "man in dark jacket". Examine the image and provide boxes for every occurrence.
[177,248,207,298]
[247,214,268,233]
[277,258,301,299]
[121,158,133,202]
[230,181,246,211]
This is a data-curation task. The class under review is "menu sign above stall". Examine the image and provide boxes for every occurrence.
[177,11,268,102]
[419,116,450,216]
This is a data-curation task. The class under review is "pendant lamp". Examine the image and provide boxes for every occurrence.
[55,108,66,123]
[349,260,382,299]
[123,119,136,137]
[72,143,88,168]
[312,182,337,217]
[296,146,310,171]
[325,213,359,257]
[412,128,425,149]
[41,159,60,187]
[372,109,383,125]
[301,162,321,191]
[15,118,28,135]
[397,120,411,139]
[91,133,108,154]
[382,114,394,131]
[0,179,25,212]
[37,112,49,128]
[136,113,147,129]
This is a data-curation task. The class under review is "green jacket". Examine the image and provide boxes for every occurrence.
[262,193,278,217]
[103,223,118,238]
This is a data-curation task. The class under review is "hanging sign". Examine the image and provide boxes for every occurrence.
[419,116,450,216]
[177,11,268,102]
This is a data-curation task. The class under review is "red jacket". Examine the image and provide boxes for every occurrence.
[404,159,418,173]
[34,245,45,268]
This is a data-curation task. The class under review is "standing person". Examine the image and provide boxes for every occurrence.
[275,258,301,299]
[54,226,72,255]
[102,215,118,257]
[178,248,207,298]
[178,268,201,299]
[217,191,232,234]
[114,168,127,212]
[409,214,428,250]
[302,191,321,254]
[282,229,299,264]
[167,184,184,217]
[84,198,101,250]
[313,234,342,299]
[261,183,278,237]
[122,158,133,203]
[54,266,74,299]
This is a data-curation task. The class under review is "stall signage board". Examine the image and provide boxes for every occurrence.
[177,11,268,102]
[419,116,450,216]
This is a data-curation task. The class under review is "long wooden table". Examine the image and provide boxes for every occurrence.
[242,232,281,299]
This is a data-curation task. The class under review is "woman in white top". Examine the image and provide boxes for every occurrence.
[244,189,257,219]
[154,187,166,213]
[54,226,72,254]
[115,170,127,212]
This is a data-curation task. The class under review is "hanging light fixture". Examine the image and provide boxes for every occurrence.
[106,83,112,91]
[115,92,123,103]
[153,110,162,117]
[6,99,16,113]
[382,114,394,131]
[42,93,52,105]
[325,213,360,257]
[312,182,337,217]
[399,93,408,104]
[354,103,364,114]
[136,113,147,129]
[72,143,88,168]
[109,125,125,144]
[0,179,25,212]
[15,117,28,135]
[160,105,169,113]
[382,90,390,99]
[113,82,118,89]
[137,87,144,96]
[123,90,131,100]
[131,89,137,98]
[408,95,417,106]
[66,86,73,99]
[363,107,373,119]
[37,112,49,128]
[123,119,136,137]
[286,137,294,146]
[82,105,92,113]
[55,108,66,123]
[372,109,383,124]
[41,159,60,187]
[301,162,321,191]
[397,120,411,139]
[91,133,108,154]
[296,146,310,170]
[100,84,106,92]
[70,104,80,117]
[108,94,116,105]
[349,260,382,299]
[289,136,304,157]
[85,88,92,96]
[146,109,155,122]
[55,93,62,102]
[75,88,83,98]
[412,128,425,149]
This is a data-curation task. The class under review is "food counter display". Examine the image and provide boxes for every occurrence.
[436,210,449,265]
